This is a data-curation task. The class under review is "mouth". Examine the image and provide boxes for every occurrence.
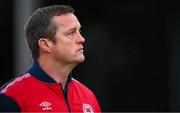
[78,47,84,53]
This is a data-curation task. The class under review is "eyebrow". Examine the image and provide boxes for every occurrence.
[65,26,81,34]
[68,28,77,32]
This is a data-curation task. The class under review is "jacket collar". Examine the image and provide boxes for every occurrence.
[27,61,72,83]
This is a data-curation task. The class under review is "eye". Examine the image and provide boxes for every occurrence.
[66,31,76,39]
[69,31,75,36]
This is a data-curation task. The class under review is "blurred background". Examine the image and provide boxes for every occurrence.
[1,0,180,112]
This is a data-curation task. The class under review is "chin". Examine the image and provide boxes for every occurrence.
[79,58,85,63]
[77,56,85,63]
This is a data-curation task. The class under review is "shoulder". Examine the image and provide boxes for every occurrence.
[71,78,101,112]
[0,73,31,94]
[71,78,91,90]
[0,93,20,111]
[0,73,32,111]
[71,78,95,96]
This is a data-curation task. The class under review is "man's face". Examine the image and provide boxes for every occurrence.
[50,13,85,64]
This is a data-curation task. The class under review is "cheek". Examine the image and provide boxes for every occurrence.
[54,40,76,56]
[59,45,75,55]
[63,42,76,53]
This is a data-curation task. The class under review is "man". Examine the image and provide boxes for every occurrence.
[0,5,101,112]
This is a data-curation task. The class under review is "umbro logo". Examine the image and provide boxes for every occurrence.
[39,101,52,110]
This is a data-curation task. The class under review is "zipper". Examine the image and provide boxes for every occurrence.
[59,83,71,112]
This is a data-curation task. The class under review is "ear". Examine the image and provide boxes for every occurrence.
[38,38,53,52]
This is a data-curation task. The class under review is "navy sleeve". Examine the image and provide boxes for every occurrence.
[0,93,20,112]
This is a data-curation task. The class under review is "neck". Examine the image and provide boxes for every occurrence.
[37,56,76,89]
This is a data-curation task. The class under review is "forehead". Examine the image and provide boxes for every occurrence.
[52,13,81,31]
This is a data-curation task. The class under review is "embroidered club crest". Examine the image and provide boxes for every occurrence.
[82,103,94,113]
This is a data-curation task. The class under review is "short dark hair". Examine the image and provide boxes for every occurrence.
[24,5,74,60]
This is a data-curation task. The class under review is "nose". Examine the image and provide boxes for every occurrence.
[77,33,85,44]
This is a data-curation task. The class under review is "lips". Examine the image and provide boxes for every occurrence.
[78,47,84,52]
